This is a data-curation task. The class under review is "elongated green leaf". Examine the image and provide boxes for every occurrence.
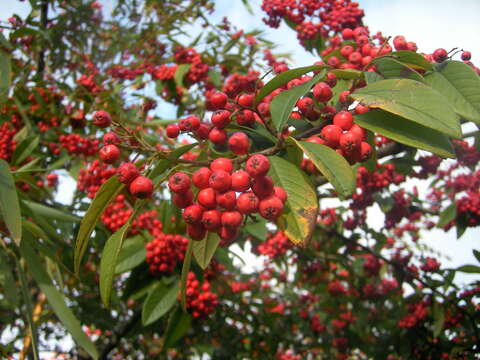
[268,156,318,245]
[437,203,456,228]
[180,240,193,312]
[0,49,11,104]
[425,60,480,124]
[433,303,445,337]
[331,68,362,80]
[255,65,325,105]
[74,176,124,274]
[473,249,480,263]
[20,241,98,359]
[163,307,192,349]
[456,265,480,273]
[115,236,146,274]
[292,139,355,198]
[0,252,17,307]
[372,57,424,82]
[12,135,39,165]
[389,50,433,70]
[142,282,179,326]
[192,232,220,270]
[351,78,461,138]
[354,110,455,158]
[271,71,325,131]
[364,72,384,84]
[174,64,192,88]
[23,201,81,223]
[0,159,22,244]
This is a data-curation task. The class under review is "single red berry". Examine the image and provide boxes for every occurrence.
[246,154,270,177]
[339,131,362,153]
[179,116,200,132]
[183,204,204,225]
[209,170,232,193]
[393,36,408,51]
[103,131,120,145]
[340,45,354,59]
[208,127,227,146]
[236,192,259,214]
[273,186,287,203]
[348,52,362,64]
[228,132,250,155]
[297,97,315,117]
[221,211,243,228]
[194,123,211,140]
[210,157,233,173]
[117,162,140,185]
[217,191,237,210]
[333,111,354,131]
[202,209,222,231]
[236,109,255,126]
[197,188,217,209]
[166,124,180,138]
[220,226,237,240]
[342,28,353,40]
[350,124,367,141]
[251,176,274,199]
[168,172,191,194]
[359,142,372,162]
[259,196,284,220]
[129,176,154,199]
[92,110,111,128]
[172,189,193,208]
[99,144,120,164]
[354,104,369,114]
[433,48,448,63]
[461,51,471,61]
[307,136,326,145]
[320,125,343,148]
[192,167,212,189]
[312,82,333,103]
[209,92,228,110]
[237,93,254,107]
[211,110,231,129]
[231,170,251,192]
[187,223,206,240]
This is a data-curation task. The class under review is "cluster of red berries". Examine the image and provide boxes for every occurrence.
[184,272,218,319]
[145,232,189,274]
[0,122,17,161]
[77,74,103,93]
[256,231,291,259]
[398,301,428,328]
[59,133,100,157]
[77,160,117,198]
[174,47,209,84]
[456,191,480,227]
[169,154,287,241]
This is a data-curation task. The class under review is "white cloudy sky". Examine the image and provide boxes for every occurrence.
[1,0,479,283]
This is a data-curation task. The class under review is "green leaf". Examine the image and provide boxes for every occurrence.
[192,232,220,270]
[174,64,192,88]
[268,156,318,245]
[115,236,146,274]
[255,65,325,105]
[11,135,39,165]
[354,110,455,158]
[433,303,445,337]
[473,250,480,263]
[351,78,462,139]
[142,282,179,326]
[74,176,124,274]
[270,71,325,132]
[456,264,480,273]
[20,240,98,359]
[292,139,356,198]
[180,240,193,312]
[425,60,480,124]
[331,68,362,80]
[0,159,22,244]
[23,201,81,223]
[437,203,457,228]
[364,72,384,84]
[389,50,433,70]
[244,219,268,240]
[372,57,424,82]
[0,252,17,307]
[0,49,11,104]
[162,307,192,349]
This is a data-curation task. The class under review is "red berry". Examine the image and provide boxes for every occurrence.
[209,170,232,193]
[192,167,212,189]
[433,48,448,63]
[92,110,111,128]
[236,192,259,214]
[221,211,243,228]
[339,131,362,153]
[168,172,191,194]
[320,125,343,148]
[209,92,228,110]
[208,127,227,146]
[312,82,333,103]
[194,123,211,139]
[333,111,354,131]
[259,196,284,220]
[201,209,222,231]
[348,52,362,64]
[210,157,233,173]
[129,176,154,199]
[117,162,140,185]
[354,104,369,114]
[350,124,367,141]
[211,110,231,129]
[461,51,471,61]
[183,204,204,225]
[340,45,354,59]
[217,191,237,210]
[187,223,206,240]
[246,154,270,177]
[179,116,200,132]
[273,186,287,203]
[99,144,120,164]
[359,142,372,162]
[197,188,216,209]
[228,132,250,155]
[342,28,353,40]
[231,170,251,192]
[237,93,254,107]
[103,131,120,145]
[173,189,193,208]
[251,176,274,199]
[297,97,315,117]
[236,109,255,126]
[166,124,180,138]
